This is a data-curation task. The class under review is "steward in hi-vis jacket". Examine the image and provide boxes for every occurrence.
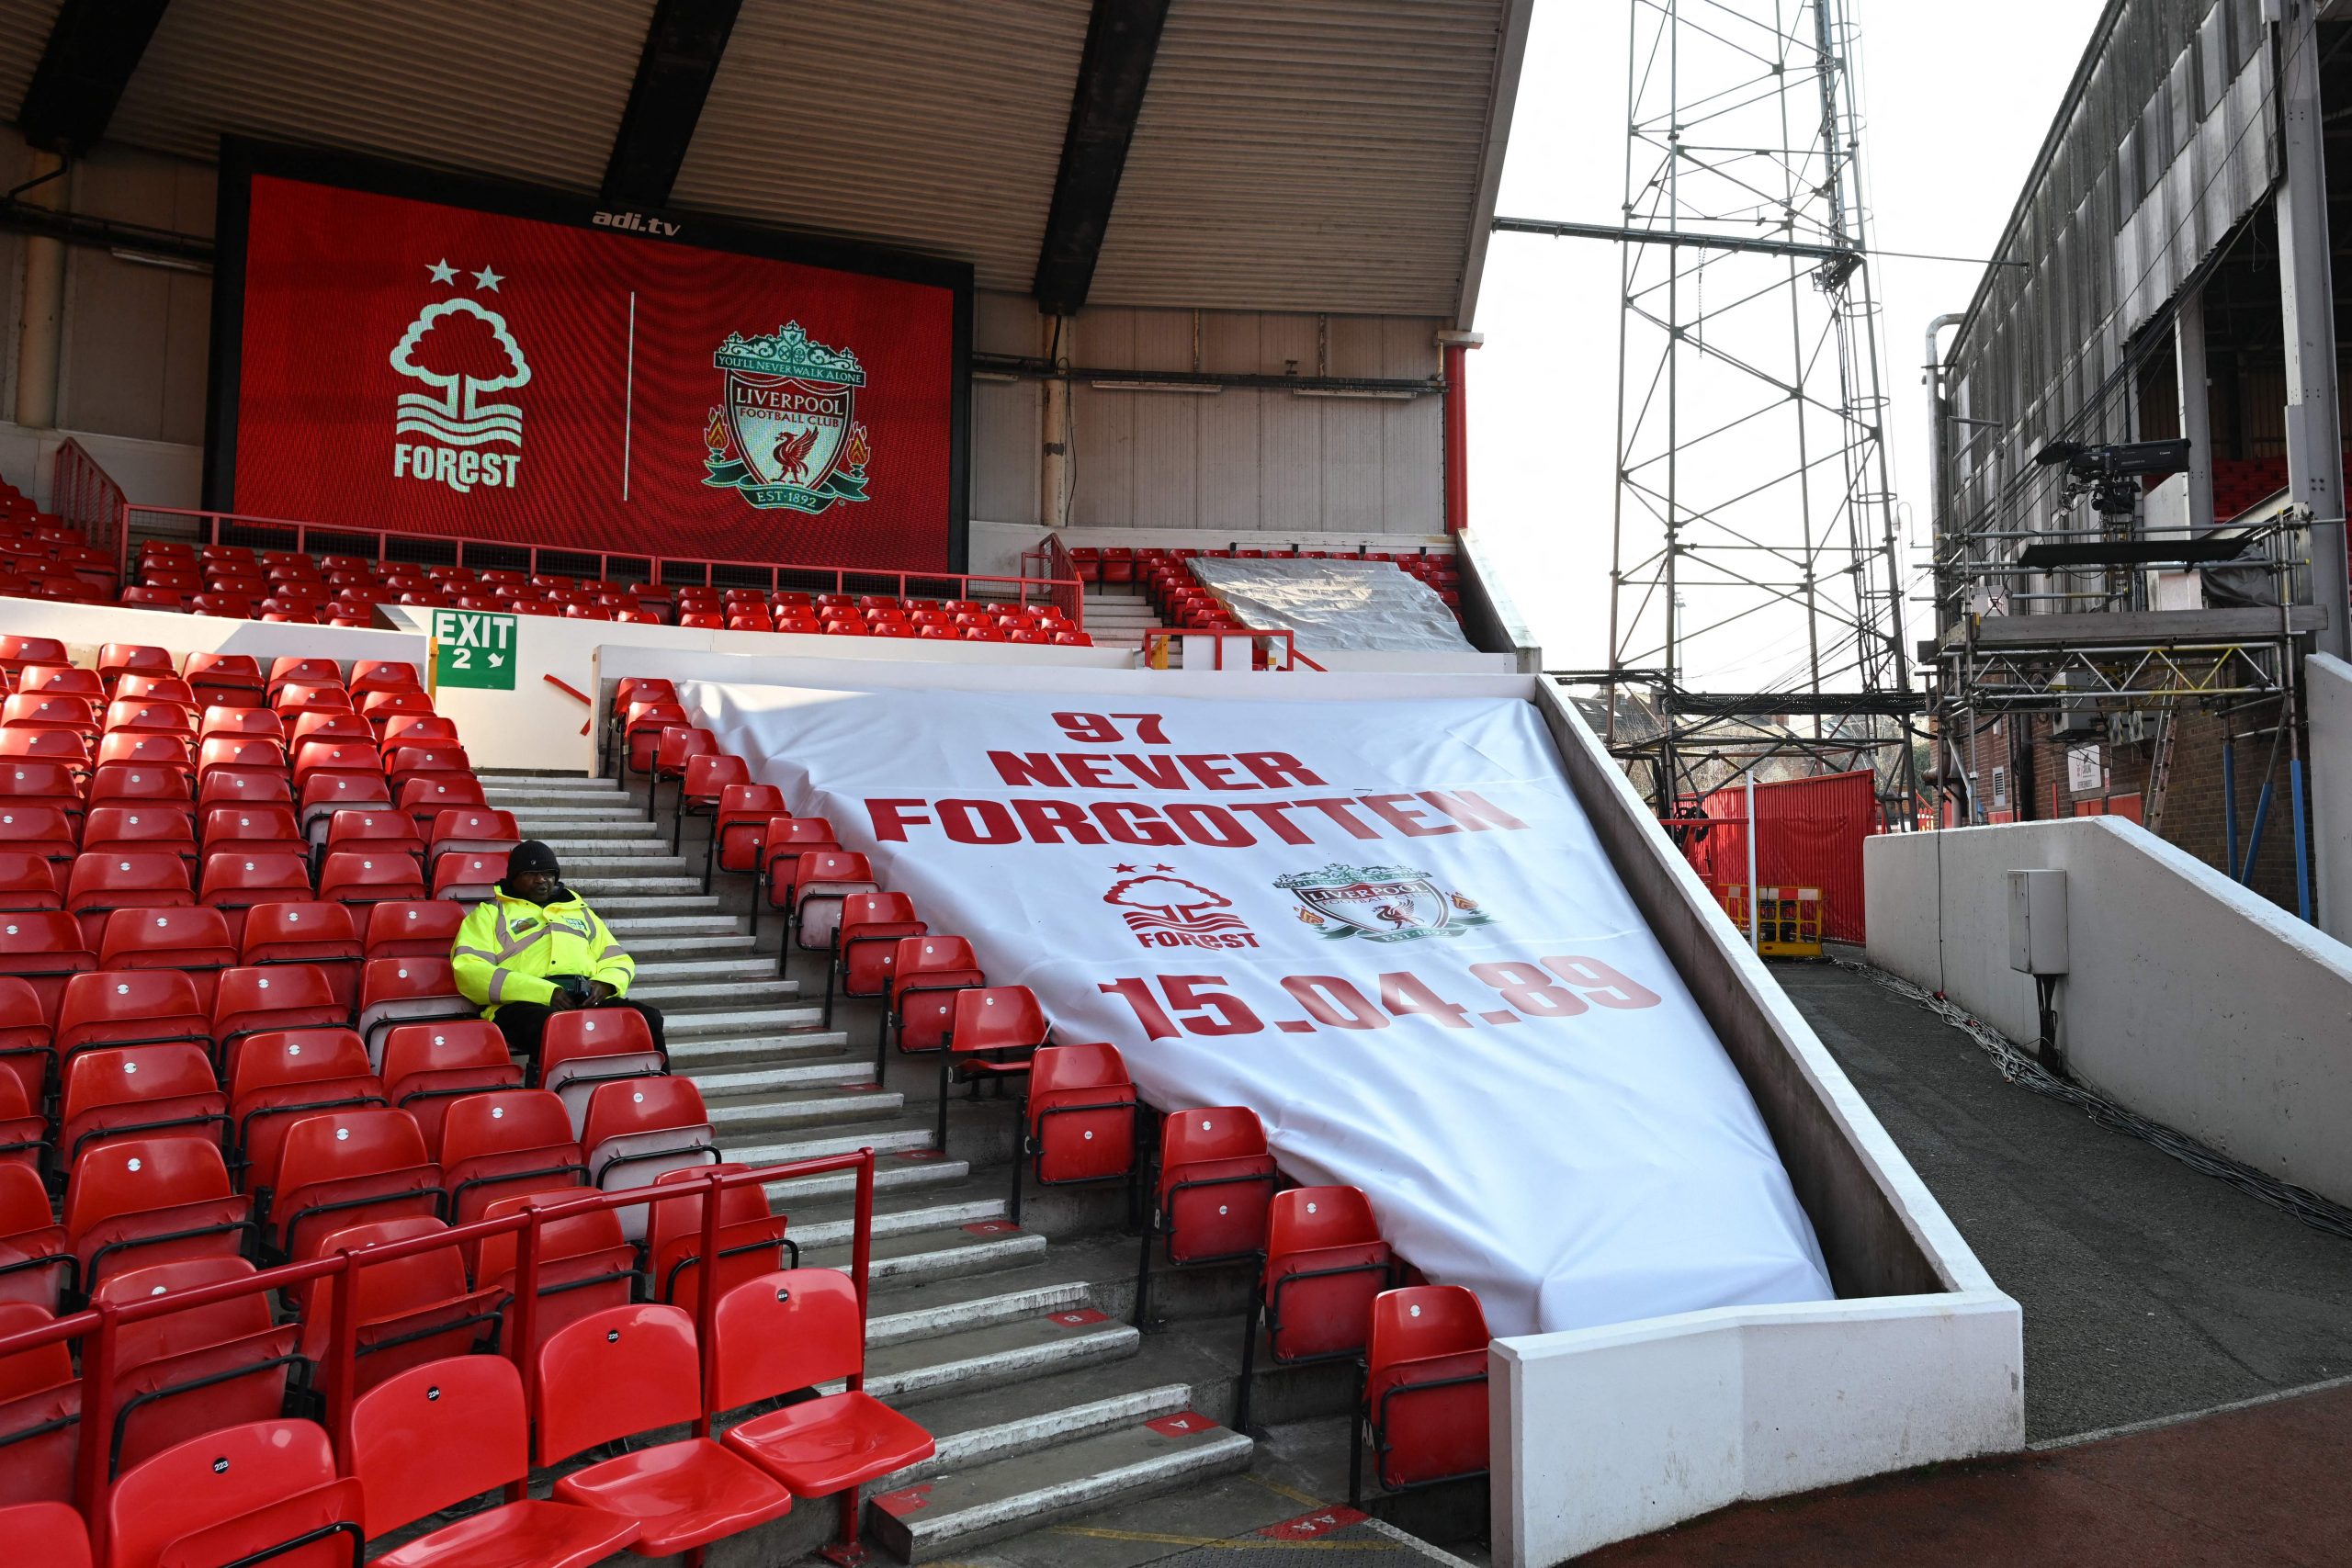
[451,839,665,1061]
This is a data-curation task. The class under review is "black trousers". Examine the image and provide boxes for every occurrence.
[492,997,668,1069]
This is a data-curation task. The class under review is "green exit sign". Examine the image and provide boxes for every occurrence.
[431,608,517,690]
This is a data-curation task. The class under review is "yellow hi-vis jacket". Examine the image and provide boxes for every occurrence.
[451,885,636,1017]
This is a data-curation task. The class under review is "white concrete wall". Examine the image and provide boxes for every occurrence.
[0,593,425,669]
[0,422,203,513]
[1493,1292,2021,1566]
[1866,818,2352,1206]
[2309,652,2352,944]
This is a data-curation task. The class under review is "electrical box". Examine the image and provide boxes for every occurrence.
[2051,672,2100,738]
[2007,869,2068,975]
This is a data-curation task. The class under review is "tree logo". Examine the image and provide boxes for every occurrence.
[704,322,872,514]
[390,265,528,496]
[1104,870,1260,951]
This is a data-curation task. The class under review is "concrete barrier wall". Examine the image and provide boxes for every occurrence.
[2309,653,2352,943]
[1498,684,2020,1565]
[1865,818,2352,1207]
[0,593,426,669]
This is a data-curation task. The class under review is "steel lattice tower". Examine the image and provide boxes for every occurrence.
[1595,0,1916,807]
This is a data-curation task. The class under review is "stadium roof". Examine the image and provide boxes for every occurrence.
[2,0,1532,325]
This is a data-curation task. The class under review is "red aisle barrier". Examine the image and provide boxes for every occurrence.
[1686,770,1878,944]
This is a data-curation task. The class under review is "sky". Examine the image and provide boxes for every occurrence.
[1468,0,2109,678]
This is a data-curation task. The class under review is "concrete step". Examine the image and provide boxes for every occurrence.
[534,837,678,858]
[602,913,744,937]
[555,852,695,877]
[503,804,649,823]
[569,874,705,897]
[609,933,758,959]
[685,1056,872,1098]
[628,956,777,984]
[763,1151,974,1205]
[631,978,801,1011]
[859,1306,1139,1407]
[877,1383,1194,1490]
[808,1216,1048,1288]
[869,1410,1252,1561]
[512,818,667,840]
[666,1025,848,1068]
[664,1006,822,1043]
[707,1085,908,1138]
[865,1280,1095,1348]
[588,894,724,916]
[481,786,632,808]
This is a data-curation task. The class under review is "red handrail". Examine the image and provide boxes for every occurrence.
[128,506,1087,629]
[1141,626,1326,672]
[50,439,128,574]
[1,1146,876,1561]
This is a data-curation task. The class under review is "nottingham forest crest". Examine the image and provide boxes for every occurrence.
[703,322,872,515]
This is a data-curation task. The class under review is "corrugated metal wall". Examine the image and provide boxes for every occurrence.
[106,0,651,190]
[1947,0,2273,560]
[965,297,1443,532]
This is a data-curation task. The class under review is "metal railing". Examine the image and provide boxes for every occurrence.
[0,1147,876,1562]
[128,506,1086,627]
[1142,626,1326,672]
[49,439,128,572]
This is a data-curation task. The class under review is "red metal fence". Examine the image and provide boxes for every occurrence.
[50,439,127,571]
[1680,769,1879,944]
[129,505,1086,626]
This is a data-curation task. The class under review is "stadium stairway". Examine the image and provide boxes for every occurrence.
[1080,588,1168,654]
[482,768,1475,1565]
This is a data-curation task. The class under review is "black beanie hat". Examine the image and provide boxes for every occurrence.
[509,840,561,878]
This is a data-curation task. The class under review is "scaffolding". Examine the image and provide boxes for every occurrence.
[1504,0,1918,814]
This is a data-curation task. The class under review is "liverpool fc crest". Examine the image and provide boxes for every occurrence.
[1274,863,1493,942]
[703,322,872,514]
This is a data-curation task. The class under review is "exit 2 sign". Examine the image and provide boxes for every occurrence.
[430,608,516,690]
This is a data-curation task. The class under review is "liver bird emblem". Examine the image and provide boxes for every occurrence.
[771,425,821,483]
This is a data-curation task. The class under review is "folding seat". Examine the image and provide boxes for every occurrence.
[93,727,192,773]
[708,784,785,893]
[296,772,393,845]
[210,966,346,1079]
[111,671,200,705]
[187,590,258,618]
[617,698,688,780]
[0,851,59,912]
[15,666,103,701]
[358,688,435,737]
[349,660,420,696]
[378,713,459,755]
[876,933,984,1083]
[1134,1106,1278,1327]
[1009,1041,1136,1224]
[97,1254,301,1472]
[0,911,95,1028]
[423,807,516,876]
[533,1302,794,1555]
[271,682,349,719]
[712,1268,934,1556]
[669,752,748,863]
[646,1162,791,1312]
[430,849,507,903]
[266,658,342,696]
[98,905,237,1010]
[262,1107,438,1261]
[536,1007,665,1131]
[79,806,196,868]
[322,814,426,880]
[474,1191,637,1353]
[230,1027,383,1184]
[0,1301,79,1506]
[438,1089,585,1224]
[84,761,192,814]
[934,986,1046,1149]
[363,899,464,961]
[0,637,66,678]
[395,773,484,833]
[0,729,90,777]
[65,1135,254,1291]
[1350,1285,1489,1504]
[2,693,96,741]
[287,710,374,769]
[826,891,924,1027]
[119,584,187,611]
[0,1501,85,1564]
[197,734,286,782]
[646,726,716,821]
[196,767,291,811]
[292,1215,501,1393]
[107,1416,362,1568]
[198,852,312,943]
[581,1077,716,1241]
[349,1352,640,1568]
[64,852,192,946]
[0,805,78,870]
[200,801,305,859]
[101,702,196,744]
[59,1043,226,1165]
[0,1073,40,1169]
[290,741,381,796]
[55,971,213,1072]
[380,1019,522,1154]
[788,849,876,961]
[0,761,84,819]
[1234,1185,1394,1430]
[0,1162,67,1310]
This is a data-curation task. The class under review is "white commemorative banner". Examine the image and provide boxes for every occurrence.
[684,679,1831,1336]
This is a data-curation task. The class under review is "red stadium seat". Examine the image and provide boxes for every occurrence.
[56,969,209,1066]
[110,674,197,708]
[196,735,286,781]
[0,910,96,1024]
[645,1162,791,1314]
[439,1089,584,1225]
[1012,1042,1136,1223]
[101,701,196,741]
[378,714,459,755]
[827,891,924,1028]
[581,1077,715,1241]
[1136,1105,1278,1327]
[198,852,313,944]
[266,658,342,695]
[0,1170,70,1311]
[379,1020,523,1155]
[0,637,66,679]
[1351,1285,1490,1503]
[395,773,486,833]
[240,900,364,1008]
[63,852,192,947]
[293,1215,501,1393]
[97,905,237,1010]
[429,849,507,903]
[81,807,195,868]
[536,1007,665,1131]
[59,1043,226,1165]
[200,802,306,859]
[1235,1185,1394,1429]
[297,773,393,845]
[0,1073,40,1169]
[712,1269,934,1556]
[709,784,785,888]
[424,807,517,873]
[363,899,464,959]
[182,654,266,708]
[535,1302,792,1555]
[107,1416,361,1568]
[935,986,1046,1150]
[384,744,469,796]
[229,1027,382,1189]
[318,849,429,908]
[291,742,382,792]
[196,768,292,811]
[648,727,717,822]
[473,1192,636,1356]
[670,751,749,857]
[754,817,838,942]
[288,710,375,768]
[0,761,84,818]
[92,731,194,779]
[85,761,191,811]
[355,957,473,1068]
[0,851,59,912]
[97,645,175,688]
[210,964,347,1078]
[790,850,876,957]
[196,705,282,742]
[14,667,100,700]
[0,1501,86,1566]
[2,694,97,740]
[618,699,687,780]
[97,1254,300,1472]
[264,1107,439,1260]
[879,934,984,1081]
[64,1136,253,1292]
[349,660,421,696]
[349,1354,639,1568]
[0,804,77,865]
[0,730,91,775]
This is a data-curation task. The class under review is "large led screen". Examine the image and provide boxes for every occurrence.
[210,144,971,570]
